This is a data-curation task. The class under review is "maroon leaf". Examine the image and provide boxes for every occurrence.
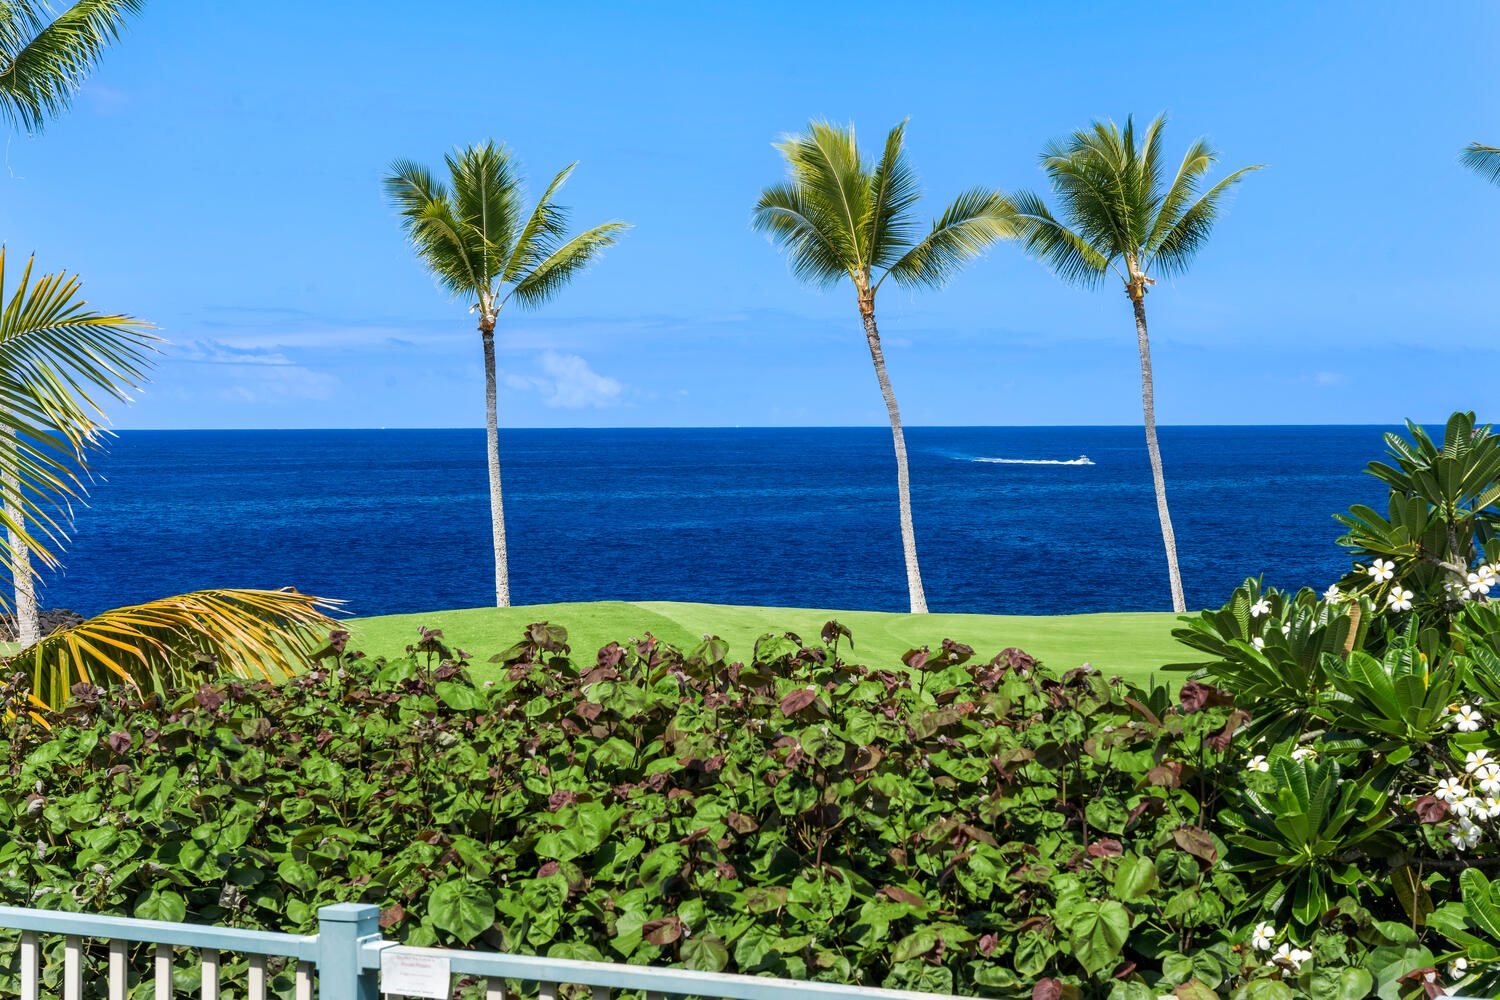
[537,861,560,878]
[1172,826,1219,863]
[878,885,928,908]
[726,812,759,834]
[1086,839,1124,858]
[978,932,998,957]
[194,685,224,711]
[1147,761,1184,787]
[1205,708,1252,752]
[547,790,577,812]
[378,904,405,929]
[1414,794,1449,824]
[107,731,133,754]
[643,916,684,946]
[1178,680,1234,714]
[902,648,930,671]
[1032,979,1063,1000]
[779,688,817,716]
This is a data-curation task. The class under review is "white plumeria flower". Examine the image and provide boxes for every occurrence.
[1467,749,1494,773]
[1290,745,1317,762]
[1270,942,1311,971]
[1477,763,1500,795]
[1324,584,1342,602]
[1482,796,1500,820]
[1436,777,1466,802]
[1246,755,1270,773]
[1368,558,1396,582]
[1250,598,1272,617]
[1456,705,1485,732]
[1250,922,1276,951]
[1281,621,1292,636]
[1453,793,1480,819]
[1450,819,1484,851]
[1450,956,1469,980]
[1468,570,1493,597]
[1387,587,1414,612]
[1251,636,1266,651]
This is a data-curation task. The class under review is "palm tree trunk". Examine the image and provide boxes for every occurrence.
[480,326,510,608]
[1131,296,1186,613]
[1,423,39,645]
[859,303,928,614]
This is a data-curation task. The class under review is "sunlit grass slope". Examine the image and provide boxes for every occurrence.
[344,601,1186,689]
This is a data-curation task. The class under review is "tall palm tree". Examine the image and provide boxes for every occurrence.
[1011,114,1260,613]
[753,120,1015,614]
[1,0,144,134]
[1461,142,1500,185]
[386,142,628,607]
[3,0,143,643]
[0,248,157,644]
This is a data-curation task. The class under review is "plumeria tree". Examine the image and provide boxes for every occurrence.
[1012,115,1260,613]
[386,143,628,607]
[753,120,1016,613]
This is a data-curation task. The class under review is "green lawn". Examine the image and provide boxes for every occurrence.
[345,601,1188,689]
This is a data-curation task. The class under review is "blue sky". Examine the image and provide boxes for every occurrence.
[3,1,1498,429]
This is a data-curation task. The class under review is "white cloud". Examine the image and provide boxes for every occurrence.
[502,351,623,409]
[170,340,338,403]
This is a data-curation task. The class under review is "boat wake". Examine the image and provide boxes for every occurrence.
[971,455,1094,466]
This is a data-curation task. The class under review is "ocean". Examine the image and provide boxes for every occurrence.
[31,426,1395,619]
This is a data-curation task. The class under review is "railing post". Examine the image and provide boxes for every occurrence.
[316,903,382,1000]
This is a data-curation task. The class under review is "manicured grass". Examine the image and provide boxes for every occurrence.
[344,600,1187,689]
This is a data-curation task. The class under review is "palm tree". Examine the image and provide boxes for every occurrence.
[1011,114,1260,613]
[3,0,144,643]
[385,142,628,607]
[753,120,1015,614]
[1,0,144,134]
[0,248,157,645]
[1461,142,1500,185]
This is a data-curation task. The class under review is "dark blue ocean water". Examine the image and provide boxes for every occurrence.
[31,427,1395,619]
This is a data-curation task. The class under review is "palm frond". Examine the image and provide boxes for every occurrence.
[501,161,576,286]
[1040,130,1136,267]
[1149,164,1262,278]
[10,588,343,711]
[507,222,630,310]
[1010,189,1113,288]
[447,141,524,287]
[0,0,143,132]
[1461,142,1500,186]
[751,182,851,288]
[1144,136,1218,255]
[0,249,156,586]
[385,163,486,300]
[882,188,1016,291]
[865,120,923,271]
[770,122,868,270]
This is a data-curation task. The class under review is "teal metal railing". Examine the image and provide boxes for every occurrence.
[0,902,962,1000]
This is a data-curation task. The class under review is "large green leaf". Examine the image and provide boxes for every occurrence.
[427,879,496,945]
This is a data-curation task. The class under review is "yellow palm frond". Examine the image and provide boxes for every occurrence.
[7,588,343,711]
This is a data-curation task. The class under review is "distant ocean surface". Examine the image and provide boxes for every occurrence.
[33,427,1397,619]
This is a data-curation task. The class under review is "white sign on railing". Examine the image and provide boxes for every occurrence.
[380,951,452,999]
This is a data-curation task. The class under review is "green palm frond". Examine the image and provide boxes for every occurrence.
[0,0,143,133]
[507,222,630,310]
[778,121,871,268]
[1462,142,1500,186]
[1020,113,1259,287]
[446,141,524,286]
[883,188,1017,291]
[0,248,157,584]
[751,181,851,288]
[1011,190,1114,288]
[9,588,343,711]
[1150,165,1261,278]
[865,120,923,271]
[501,162,576,286]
